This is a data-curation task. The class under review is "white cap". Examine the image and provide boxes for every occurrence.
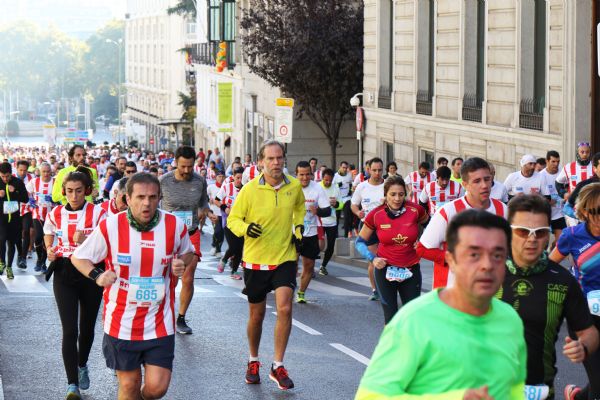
[520,154,537,167]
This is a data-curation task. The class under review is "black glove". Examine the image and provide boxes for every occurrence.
[246,222,262,238]
[292,225,304,253]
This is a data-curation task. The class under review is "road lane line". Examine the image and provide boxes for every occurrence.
[0,276,49,293]
[330,343,370,366]
[0,374,4,400]
[272,312,322,335]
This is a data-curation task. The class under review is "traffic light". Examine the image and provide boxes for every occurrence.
[216,41,227,72]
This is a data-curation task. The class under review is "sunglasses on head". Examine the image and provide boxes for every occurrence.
[510,225,551,239]
[586,206,600,216]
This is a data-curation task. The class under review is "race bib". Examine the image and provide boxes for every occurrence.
[524,384,549,400]
[173,211,193,229]
[53,245,78,258]
[515,186,524,193]
[3,201,18,214]
[587,290,600,316]
[38,193,50,205]
[127,276,165,307]
[386,267,413,282]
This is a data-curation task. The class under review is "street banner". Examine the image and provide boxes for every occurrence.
[217,82,233,132]
[275,98,294,143]
[63,129,89,145]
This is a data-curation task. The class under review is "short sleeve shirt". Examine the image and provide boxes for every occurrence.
[556,224,600,295]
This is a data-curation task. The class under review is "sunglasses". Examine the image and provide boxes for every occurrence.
[586,207,600,216]
[125,170,137,174]
[511,225,551,239]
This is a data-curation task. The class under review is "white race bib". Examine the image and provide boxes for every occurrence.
[173,211,193,229]
[386,267,413,282]
[524,384,549,400]
[38,193,50,205]
[127,276,165,307]
[3,201,18,214]
[588,290,600,316]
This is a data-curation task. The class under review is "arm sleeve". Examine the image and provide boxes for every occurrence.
[227,187,250,237]
[72,223,109,264]
[415,242,446,264]
[355,236,376,261]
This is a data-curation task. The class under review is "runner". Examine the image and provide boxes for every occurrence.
[567,152,600,211]
[52,145,99,205]
[319,168,344,276]
[356,210,526,399]
[100,178,128,216]
[549,183,600,400]
[71,172,197,400]
[556,142,593,198]
[295,161,331,303]
[355,176,427,323]
[332,161,354,237]
[109,161,137,199]
[417,157,507,288]
[383,161,398,179]
[498,194,598,400]
[503,154,543,198]
[207,171,225,257]
[419,166,463,216]
[539,150,566,246]
[242,162,262,185]
[227,140,305,390]
[450,157,464,184]
[159,145,214,335]
[0,162,28,279]
[404,162,432,204]
[43,169,106,399]
[15,160,35,269]
[26,162,54,272]
[102,156,126,199]
[489,162,509,203]
[351,157,385,300]
[215,166,244,279]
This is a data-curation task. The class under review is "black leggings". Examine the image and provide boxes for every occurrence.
[53,260,103,385]
[0,217,22,268]
[321,226,338,267]
[342,200,356,237]
[221,227,243,273]
[212,216,224,252]
[575,315,600,400]
[33,219,46,264]
[18,213,32,258]
[374,264,422,324]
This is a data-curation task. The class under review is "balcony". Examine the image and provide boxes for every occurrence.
[462,92,482,123]
[189,41,236,68]
[416,90,432,116]
[519,97,544,131]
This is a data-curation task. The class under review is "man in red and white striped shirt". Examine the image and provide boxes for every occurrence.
[419,166,464,216]
[25,162,54,272]
[417,158,507,288]
[99,177,128,217]
[72,173,197,400]
[405,162,433,204]
[556,142,593,197]
[15,160,35,270]
[242,163,262,185]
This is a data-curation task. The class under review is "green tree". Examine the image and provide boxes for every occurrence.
[167,0,197,18]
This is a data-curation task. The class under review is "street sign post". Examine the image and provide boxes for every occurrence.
[275,98,294,143]
[356,106,363,140]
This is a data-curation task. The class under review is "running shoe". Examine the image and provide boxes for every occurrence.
[230,273,242,280]
[296,291,306,304]
[269,365,294,390]
[65,384,82,400]
[563,384,581,400]
[217,261,225,273]
[0,261,5,276]
[245,361,261,384]
[34,259,43,273]
[176,317,193,334]
[6,267,14,280]
[209,247,216,256]
[41,265,48,274]
[17,257,27,269]
[368,290,379,301]
[78,365,90,390]
[319,266,328,276]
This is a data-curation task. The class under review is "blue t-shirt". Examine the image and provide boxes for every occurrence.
[556,223,600,294]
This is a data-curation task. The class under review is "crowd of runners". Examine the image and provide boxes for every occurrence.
[0,139,598,399]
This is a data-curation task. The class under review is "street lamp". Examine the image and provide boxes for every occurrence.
[106,38,123,143]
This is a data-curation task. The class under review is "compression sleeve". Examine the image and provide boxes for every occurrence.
[355,236,376,262]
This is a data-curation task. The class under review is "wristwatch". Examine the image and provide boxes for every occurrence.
[88,267,103,281]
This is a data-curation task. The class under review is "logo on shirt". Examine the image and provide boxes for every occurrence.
[161,255,173,266]
[140,240,155,248]
[579,243,592,254]
[117,254,131,264]
[392,234,408,245]
[512,279,533,297]
[379,224,391,229]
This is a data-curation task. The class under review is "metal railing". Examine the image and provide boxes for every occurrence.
[462,92,482,122]
[378,86,392,109]
[519,97,544,131]
[189,41,236,68]
[416,90,433,116]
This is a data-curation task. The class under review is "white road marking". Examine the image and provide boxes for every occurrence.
[337,277,372,287]
[174,284,214,294]
[0,276,49,293]
[330,343,370,366]
[212,274,244,289]
[272,312,322,335]
[307,280,367,297]
[0,374,4,400]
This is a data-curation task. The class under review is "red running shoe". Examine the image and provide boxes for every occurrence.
[269,365,294,390]
[245,361,261,384]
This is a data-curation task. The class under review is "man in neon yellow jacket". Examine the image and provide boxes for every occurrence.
[52,145,99,205]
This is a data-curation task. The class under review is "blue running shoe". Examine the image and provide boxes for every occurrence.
[78,365,90,390]
[65,384,81,400]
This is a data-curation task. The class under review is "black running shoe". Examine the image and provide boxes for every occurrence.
[245,361,261,384]
[176,318,193,334]
[269,365,294,390]
[17,257,27,270]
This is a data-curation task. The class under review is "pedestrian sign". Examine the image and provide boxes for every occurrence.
[275,98,294,143]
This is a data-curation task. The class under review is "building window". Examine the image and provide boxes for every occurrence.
[378,0,393,110]
[420,149,435,170]
[416,0,434,116]
[383,142,394,166]
[205,0,237,67]
[463,0,485,123]
[519,0,546,131]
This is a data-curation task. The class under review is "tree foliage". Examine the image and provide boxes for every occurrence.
[167,0,197,18]
[240,0,364,165]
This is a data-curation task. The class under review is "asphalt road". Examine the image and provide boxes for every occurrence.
[0,228,589,399]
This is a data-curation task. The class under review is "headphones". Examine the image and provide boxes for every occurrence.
[62,185,93,197]
[121,194,128,206]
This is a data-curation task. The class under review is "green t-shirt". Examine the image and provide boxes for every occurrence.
[51,165,99,205]
[356,289,526,400]
[450,175,462,185]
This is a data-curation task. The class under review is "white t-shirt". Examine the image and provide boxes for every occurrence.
[332,172,353,199]
[351,181,384,221]
[207,183,223,217]
[503,171,543,196]
[302,181,330,236]
[539,168,564,221]
[320,182,341,227]
[490,180,509,203]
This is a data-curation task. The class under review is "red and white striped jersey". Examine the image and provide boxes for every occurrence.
[405,171,433,203]
[72,210,195,340]
[556,161,594,193]
[223,175,234,185]
[193,163,205,174]
[26,177,54,221]
[216,182,241,208]
[100,198,121,217]
[206,168,217,182]
[419,180,464,215]
[17,173,34,216]
[43,202,106,258]
[352,172,367,189]
[314,169,323,183]
[242,165,260,185]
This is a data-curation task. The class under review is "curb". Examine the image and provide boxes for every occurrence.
[331,255,369,269]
